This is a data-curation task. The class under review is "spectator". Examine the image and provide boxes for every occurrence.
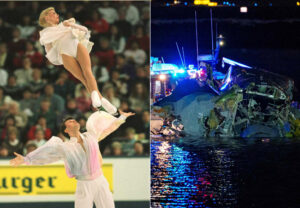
[57,2,68,19]
[127,25,149,52]
[23,142,37,155]
[109,24,126,54]
[112,54,135,79]
[134,65,149,87]
[91,55,109,87]
[0,67,8,87]
[32,98,57,133]
[124,41,146,66]
[102,145,111,156]
[123,1,140,26]
[7,27,26,55]
[141,6,150,34]
[111,141,124,156]
[5,101,28,129]
[28,68,46,94]
[85,11,109,35]
[0,17,11,42]
[103,84,120,109]
[54,71,75,99]
[59,98,83,126]
[0,116,16,142]
[0,42,13,70]
[2,127,23,156]
[98,2,119,24]
[75,85,92,114]
[26,2,40,22]
[23,41,43,67]
[129,82,148,113]
[31,128,47,148]
[119,99,133,112]
[41,60,60,82]
[122,127,137,155]
[0,87,13,116]
[0,146,9,157]
[19,88,35,117]
[139,110,150,136]
[78,116,87,132]
[1,2,21,25]
[115,7,132,38]
[17,15,36,39]
[95,37,115,70]
[132,141,144,156]
[73,4,87,22]
[14,57,33,86]
[3,75,23,100]
[110,71,128,96]
[27,116,52,140]
[36,84,65,114]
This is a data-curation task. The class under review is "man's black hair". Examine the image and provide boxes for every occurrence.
[60,117,76,138]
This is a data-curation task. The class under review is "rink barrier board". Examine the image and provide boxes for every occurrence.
[0,157,150,201]
[0,164,113,195]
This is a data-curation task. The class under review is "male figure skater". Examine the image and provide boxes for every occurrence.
[10,110,135,208]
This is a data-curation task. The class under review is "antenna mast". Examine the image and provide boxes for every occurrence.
[210,8,214,57]
[195,11,200,70]
[176,42,184,67]
[182,46,186,68]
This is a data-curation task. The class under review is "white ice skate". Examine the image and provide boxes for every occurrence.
[101,97,117,115]
[91,91,102,108]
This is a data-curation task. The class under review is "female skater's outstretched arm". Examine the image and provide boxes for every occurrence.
[97,110,135,141]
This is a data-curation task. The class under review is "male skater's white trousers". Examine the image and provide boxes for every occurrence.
[75,174,114,208]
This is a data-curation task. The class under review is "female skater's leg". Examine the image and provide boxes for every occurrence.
[76,43,117,114]
[62,54,101,108]
[61,54,89,91]
[76,43,101,98]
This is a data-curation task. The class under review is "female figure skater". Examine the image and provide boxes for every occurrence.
[10,109,135,208]
[38,7,116,114]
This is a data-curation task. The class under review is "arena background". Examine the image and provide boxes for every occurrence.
[0,1,150,207]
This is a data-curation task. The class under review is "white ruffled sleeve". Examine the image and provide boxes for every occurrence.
[39,23,70,46]
[98,115,126,141]
[86,111,126,141]
[24,136,65,165]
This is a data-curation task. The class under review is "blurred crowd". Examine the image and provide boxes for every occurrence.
[0,1,150,158]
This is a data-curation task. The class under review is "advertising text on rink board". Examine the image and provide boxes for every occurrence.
[0,164,113,195]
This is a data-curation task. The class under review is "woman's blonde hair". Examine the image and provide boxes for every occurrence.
[39,7,55,28]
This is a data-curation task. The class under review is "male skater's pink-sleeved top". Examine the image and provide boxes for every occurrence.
[24,111,126,180]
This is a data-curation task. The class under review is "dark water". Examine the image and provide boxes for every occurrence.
[151,136,300,208]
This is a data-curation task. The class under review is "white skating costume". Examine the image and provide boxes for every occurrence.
[24,111,126,208]
[39,18,94,65]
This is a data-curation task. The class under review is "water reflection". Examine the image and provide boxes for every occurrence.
[151,136,300,208]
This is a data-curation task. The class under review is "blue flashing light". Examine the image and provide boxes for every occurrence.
[254,3,258,6]
[177,69,185,73]
[184,2,188,6]
[232,3,235,6]
[152,63,179,72]
[166,3,170,6]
